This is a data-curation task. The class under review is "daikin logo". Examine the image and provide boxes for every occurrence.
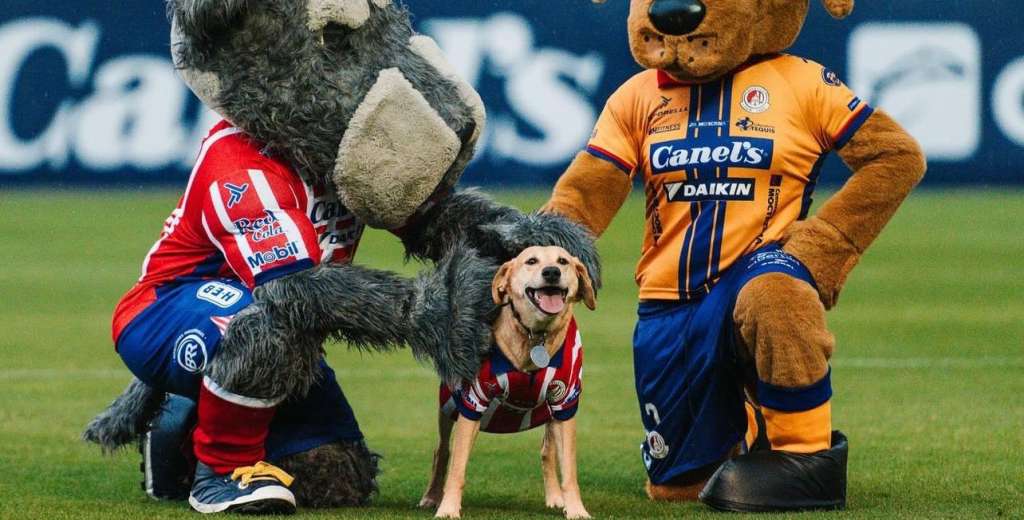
[665,179,756,203]
[649,137,774,174]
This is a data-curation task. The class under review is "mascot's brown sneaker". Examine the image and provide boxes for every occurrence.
[698,431,848,512]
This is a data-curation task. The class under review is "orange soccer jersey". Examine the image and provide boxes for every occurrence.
[587,54,873,301]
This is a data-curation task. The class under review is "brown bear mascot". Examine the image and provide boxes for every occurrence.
[543,0,926,512]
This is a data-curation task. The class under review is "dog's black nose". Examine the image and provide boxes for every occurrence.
[542,267,561,283]
[648,0,706,36]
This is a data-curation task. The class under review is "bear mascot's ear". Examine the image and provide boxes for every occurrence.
[821,0,854,19]
[169,0,250,44]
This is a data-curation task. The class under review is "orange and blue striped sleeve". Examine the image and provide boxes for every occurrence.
[586,82,641,177]
[799,59,874,151]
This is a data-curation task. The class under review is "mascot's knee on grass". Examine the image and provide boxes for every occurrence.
[545,0,926,512]
[83,0,599,514]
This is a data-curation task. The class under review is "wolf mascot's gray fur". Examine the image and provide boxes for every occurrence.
[83,0,599,509]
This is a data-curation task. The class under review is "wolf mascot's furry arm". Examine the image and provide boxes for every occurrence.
[84,0,597,509]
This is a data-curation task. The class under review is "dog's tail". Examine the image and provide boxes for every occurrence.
[82,377,166,453]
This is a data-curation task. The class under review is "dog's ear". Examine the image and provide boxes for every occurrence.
[491,260,515,305]
[571,257,597,311]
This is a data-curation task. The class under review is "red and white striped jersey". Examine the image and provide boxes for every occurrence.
[112,120,364,342]
[441,319,584,434]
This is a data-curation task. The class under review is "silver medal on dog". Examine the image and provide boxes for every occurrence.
[530,345,550,368]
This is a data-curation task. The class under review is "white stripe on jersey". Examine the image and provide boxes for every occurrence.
[247,169,311,261]
[479,400,499,431]
[207,181,260,275]
[139,126,243,280]
[539,366,557,404]
[519,409,534,431]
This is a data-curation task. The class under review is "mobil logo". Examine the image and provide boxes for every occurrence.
[649,135,774,175]
[246,241,300,269]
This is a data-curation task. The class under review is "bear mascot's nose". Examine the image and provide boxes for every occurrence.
[648,0,707,36]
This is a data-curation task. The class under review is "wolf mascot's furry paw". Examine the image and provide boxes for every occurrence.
[84,0,597,510]
[546,0,925,512]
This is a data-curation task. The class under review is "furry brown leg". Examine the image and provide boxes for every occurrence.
[733,273,834,388]
[274,441,381,508]
[645,461,723,502]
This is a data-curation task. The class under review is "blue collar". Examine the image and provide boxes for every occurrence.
[490,344,566,375]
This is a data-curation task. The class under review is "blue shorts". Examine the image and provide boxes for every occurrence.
[633,244,817,484]
[117,279,363,460]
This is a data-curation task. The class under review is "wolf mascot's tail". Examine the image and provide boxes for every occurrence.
[83,378,165,452]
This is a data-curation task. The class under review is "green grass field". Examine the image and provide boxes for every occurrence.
[1,188,1021,519]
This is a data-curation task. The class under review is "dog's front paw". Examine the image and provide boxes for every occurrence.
[418,493,441,509]
[564,504,591,519]
[434,503,461,519]
[545,491,565,509]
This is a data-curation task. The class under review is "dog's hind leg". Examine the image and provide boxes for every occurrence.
[542,423,565,509]
[419,411,454,509]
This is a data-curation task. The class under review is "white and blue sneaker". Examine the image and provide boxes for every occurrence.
[188,461,297,515]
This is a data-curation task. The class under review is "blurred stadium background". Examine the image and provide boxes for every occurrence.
[0,1,1021,518]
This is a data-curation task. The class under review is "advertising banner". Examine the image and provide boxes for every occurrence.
[1,1,1020,186]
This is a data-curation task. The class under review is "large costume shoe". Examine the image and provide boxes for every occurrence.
[140,394,196,500]
[699,431,848,512]
[188,461,296,515]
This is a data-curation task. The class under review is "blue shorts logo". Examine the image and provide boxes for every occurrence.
[174,330,208,374]
[196,282,243,309]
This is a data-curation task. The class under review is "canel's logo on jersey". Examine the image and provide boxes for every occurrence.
[664,179,756,203]
[649,137,774,174]
[246,242,299,269]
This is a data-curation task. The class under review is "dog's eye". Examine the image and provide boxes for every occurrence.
[525,258,539,266]
[557,257,569,266]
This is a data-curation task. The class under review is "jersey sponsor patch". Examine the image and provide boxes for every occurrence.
[245,241,300,270]
[232,210,284,243]
[649,137,774,174]
[665,179,756,203]
[196,281,244,308]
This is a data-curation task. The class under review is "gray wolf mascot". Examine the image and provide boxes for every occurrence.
[83,0,599,514]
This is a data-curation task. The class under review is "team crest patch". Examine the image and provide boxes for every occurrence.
[740,86,770,113]
[197,282,244,309]
[174,329,208,374]
[547,380,568,402]
[822,67,843,87]
[646,431,670,459]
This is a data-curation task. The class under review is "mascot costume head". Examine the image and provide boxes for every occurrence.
[169,0,484,229]
[544,0,925,512]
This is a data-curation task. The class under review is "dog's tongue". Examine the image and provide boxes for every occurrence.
[537,291,566,314]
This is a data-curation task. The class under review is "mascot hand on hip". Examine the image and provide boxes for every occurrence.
[82,0,599,515]
[545,0,925,512]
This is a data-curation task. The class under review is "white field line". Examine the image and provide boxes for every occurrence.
[1,356,1021,382]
